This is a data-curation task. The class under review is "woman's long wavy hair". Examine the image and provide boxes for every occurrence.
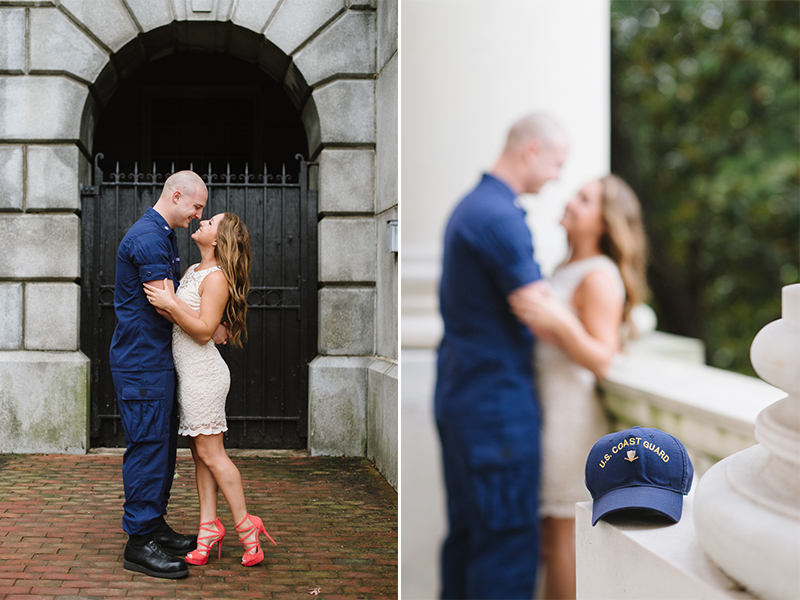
[214,213,252,348]
[598,174,650,336]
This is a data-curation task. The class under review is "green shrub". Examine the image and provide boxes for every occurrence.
[611,0,799,375]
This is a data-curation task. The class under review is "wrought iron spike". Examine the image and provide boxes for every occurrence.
[93,153,104,184]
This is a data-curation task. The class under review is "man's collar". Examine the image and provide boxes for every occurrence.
[482,173,522,209]
[146,206,173,235]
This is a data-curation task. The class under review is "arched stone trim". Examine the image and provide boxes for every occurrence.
[61,0,377,160]
[0,0,378,179]
[82,21,319,157]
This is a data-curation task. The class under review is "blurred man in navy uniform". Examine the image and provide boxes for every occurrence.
[435,113,569,599]
[110,171,213,579]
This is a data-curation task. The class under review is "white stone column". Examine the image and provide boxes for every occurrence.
[694,284,800,599]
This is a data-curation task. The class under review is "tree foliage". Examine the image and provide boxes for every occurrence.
[610,0,799,375]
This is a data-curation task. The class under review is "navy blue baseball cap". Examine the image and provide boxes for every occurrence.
[585,426,693,526]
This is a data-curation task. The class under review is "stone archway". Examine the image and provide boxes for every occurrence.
[83,33,316,449]
[92,50,308,177]
[82,19,320,161]
[0,1,397,485]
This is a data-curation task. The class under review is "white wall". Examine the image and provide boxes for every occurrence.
[400,2,611,596]
[401,0,610,281]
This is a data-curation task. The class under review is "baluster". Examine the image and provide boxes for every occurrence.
[694,284,800,599]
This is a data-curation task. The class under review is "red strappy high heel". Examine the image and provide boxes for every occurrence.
[235,514,277,567]
[185,518,226,566]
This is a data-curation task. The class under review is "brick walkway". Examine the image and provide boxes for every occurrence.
[0,452,397,600]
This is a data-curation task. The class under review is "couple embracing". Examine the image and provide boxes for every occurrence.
[109,171,275,579]
[435,113,649,599]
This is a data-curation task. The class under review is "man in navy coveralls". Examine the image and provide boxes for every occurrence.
[110,170,213,579]
[435,113,569,599]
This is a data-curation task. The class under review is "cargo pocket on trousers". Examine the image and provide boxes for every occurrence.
[465,428,539,532]
[118,386,167,443]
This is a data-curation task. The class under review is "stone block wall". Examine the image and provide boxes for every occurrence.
[0,0,398,485]
[0,352,90,454]
[0,0,91,451]
[0,0,91,453]
[368,358,398,489]
[0,284,23,350]
[369,0,398,489]
[309,356,371,456]
[308,0,398,489]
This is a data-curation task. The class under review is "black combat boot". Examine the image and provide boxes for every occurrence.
[151,516,198,555]
[124,533,189,579]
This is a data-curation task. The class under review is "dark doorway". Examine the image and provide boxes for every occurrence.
[83,52,316,449]
[93,52,307,179]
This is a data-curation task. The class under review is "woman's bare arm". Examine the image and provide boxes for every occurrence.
[509,271,622,379]
[144,272,228,344]
[553,271,622,379]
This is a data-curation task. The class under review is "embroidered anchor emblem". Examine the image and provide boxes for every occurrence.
[625,450,638,462]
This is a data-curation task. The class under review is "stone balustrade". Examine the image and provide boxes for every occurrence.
[600,335,786,476]
[693,284,800,599]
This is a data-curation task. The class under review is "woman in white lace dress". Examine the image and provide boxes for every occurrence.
[510,174,649,599]
[144,212,276,568]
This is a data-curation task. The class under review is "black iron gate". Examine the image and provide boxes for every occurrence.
[81,154,317,449]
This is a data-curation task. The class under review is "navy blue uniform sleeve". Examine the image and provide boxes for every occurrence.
[475,216,542,295]
[132,232,174,283]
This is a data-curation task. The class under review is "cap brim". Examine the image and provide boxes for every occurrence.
[591,486,684,526]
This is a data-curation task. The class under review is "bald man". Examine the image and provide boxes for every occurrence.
[435,114,569,599]
[109,171,209,578]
